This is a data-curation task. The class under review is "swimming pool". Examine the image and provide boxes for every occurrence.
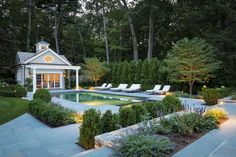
[52,92,145,106]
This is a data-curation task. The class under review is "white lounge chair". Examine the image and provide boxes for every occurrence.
[154,85,171,95]
[99,83,112,90]
[122,84,141,93]
[94,83,107,90]
[146,85,162,94]
[110,84,128,92]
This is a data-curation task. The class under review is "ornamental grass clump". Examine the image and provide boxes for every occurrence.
[203,107,228,123]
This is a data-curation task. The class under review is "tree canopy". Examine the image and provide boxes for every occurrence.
[161,38,221,94]
[0,0,236,87]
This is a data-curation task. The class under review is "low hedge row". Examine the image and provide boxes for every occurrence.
[79,95,183,149]
[0,84,27,97]
[29,99,75,127]
[0,90,15,97]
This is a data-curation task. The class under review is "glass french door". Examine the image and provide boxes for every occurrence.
[36,73,61,89]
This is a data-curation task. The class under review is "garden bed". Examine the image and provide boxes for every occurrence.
[168,132,206,155]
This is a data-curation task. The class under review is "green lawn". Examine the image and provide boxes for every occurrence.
[0,97,29,125]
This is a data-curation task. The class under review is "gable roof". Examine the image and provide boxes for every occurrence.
[16,52,36,63]
[16,50,71,65]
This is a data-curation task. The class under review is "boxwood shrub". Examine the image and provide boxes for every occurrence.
[119,107,137,127]
[202,88,221,105]
[0,90,15,97]
[143,102,165,118]
[79,109,101,149]
[29,99,75,126]
[162,95,182,113]
[33,88,51,103]
[131,104,149,123]
[14,84,27,97]
[101,110,118,133]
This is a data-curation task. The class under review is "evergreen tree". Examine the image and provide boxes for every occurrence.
[111,63,118,84]
[148,58,159,85]
[116,62,124,84]
[128,60,137,84]
[134,60,143,83]
[141,59,150,85]
[120,61,130,83]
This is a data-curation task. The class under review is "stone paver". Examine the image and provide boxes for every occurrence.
[0,113,84,157]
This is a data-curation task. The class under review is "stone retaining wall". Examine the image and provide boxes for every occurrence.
[94,110,187,149]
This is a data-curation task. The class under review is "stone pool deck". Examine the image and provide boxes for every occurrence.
[0,113,84,157]
[27,89,207,114]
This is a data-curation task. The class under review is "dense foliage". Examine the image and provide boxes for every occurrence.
[81,57,110,85]
[102,58,159,90]
[79,96,183,148]
[33,89,51,103]
[115,135,172,157]
[1,0,235,90]
[161,38,221,94]
[79,109,101,149]
[162,95,183,113]
[100,110,118,133]
[0,83,27,97]
[155,113,218,136]
[29,99,75,127]
[14,84,27,97]
[202,88,221,105]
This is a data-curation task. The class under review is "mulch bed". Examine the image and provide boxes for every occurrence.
[167,132,206,155]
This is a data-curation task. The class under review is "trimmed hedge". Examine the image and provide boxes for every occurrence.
[0,90,15,97]
[29,99,75,127]
[33,89,51,103]
[0,84,27,97]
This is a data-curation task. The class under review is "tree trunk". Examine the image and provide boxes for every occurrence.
[118,0,138,60]
[102,7,110,64]
[147,10,154,60]
[78,26,86,58]
[54,15,60,54]
[26,0,32,52]
[127,15,138,60]
[189,82,193,95]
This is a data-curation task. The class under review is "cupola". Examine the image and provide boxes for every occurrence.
[35,40,50,52]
